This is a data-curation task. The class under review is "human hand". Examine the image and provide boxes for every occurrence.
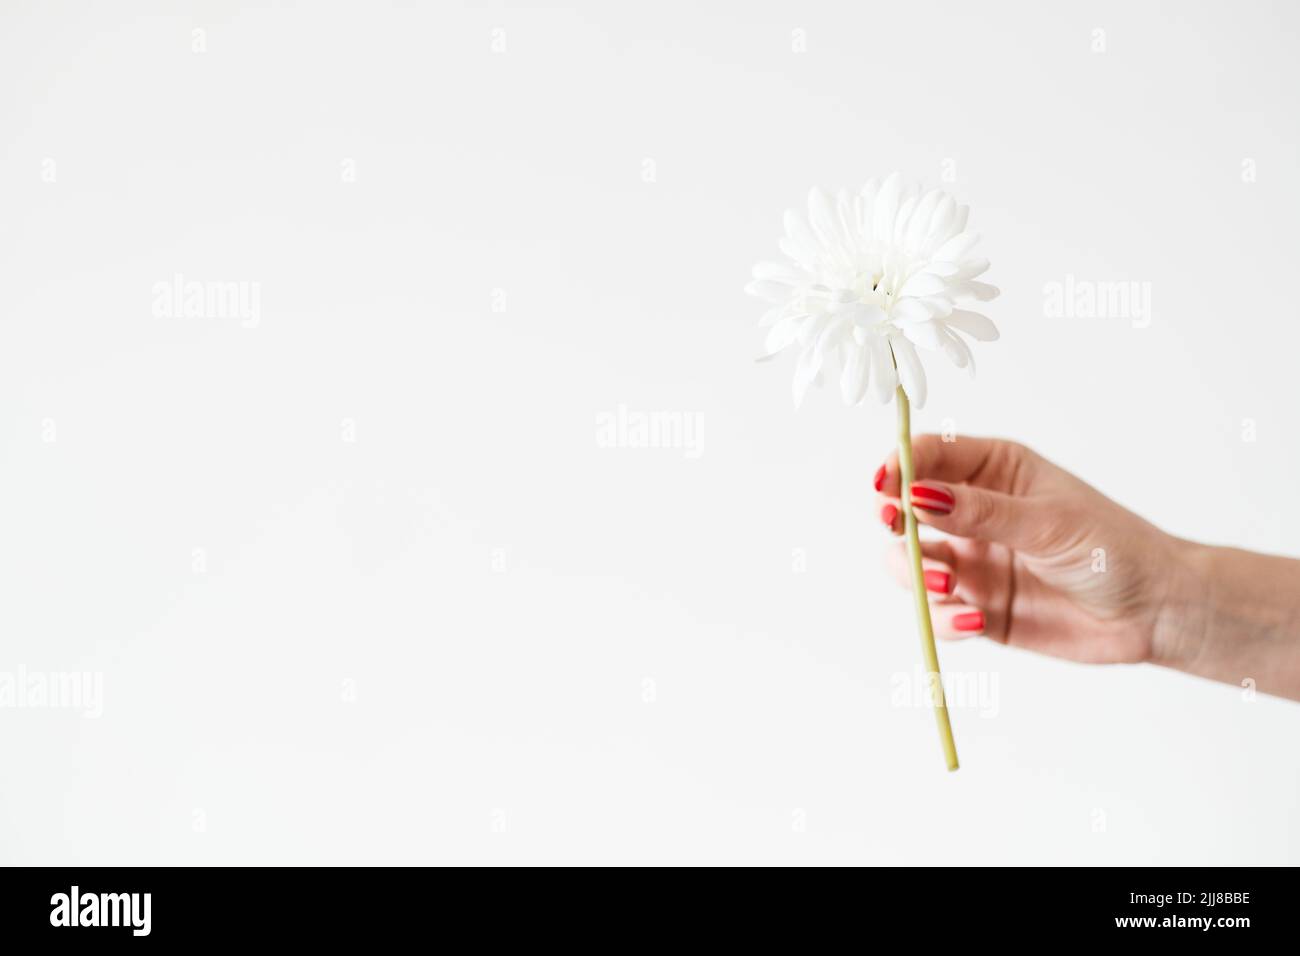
[874,436,1185,665]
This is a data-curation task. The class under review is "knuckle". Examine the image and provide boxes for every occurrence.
[1030,499,1085,552]
[995,440,1036,493]
[911,433,943,469]
[965,488,999,530]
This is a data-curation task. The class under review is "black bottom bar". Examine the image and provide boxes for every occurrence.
[0,866,1290,943]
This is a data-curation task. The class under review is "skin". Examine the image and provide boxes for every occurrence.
[875,435,1300,702]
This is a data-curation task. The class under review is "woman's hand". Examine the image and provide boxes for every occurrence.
[874,435,1300,700]
[875,435,1188,666]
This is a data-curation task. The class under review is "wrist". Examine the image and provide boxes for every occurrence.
[1149,534,1213,671]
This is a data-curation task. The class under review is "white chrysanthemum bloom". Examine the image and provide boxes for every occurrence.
[748,173,999,409]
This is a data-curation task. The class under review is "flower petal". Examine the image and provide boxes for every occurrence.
[938,325,976,374]
[846,302,886,328]
[924,194,957,252]
[807,187,843,249]
[890,297,932,323]
[892,336,927,409]
[904,189,942,252]
[900,318,946,350]
[933,232,980,263]
[944,309,999,341]
[899,272,947,298]
[921,260,961,277]
[814,316,851,360]
[949,279,1000,301]
[763,316,801,354]
[840,341,871,405]
[792,346,823,407]
[920,295,954,319]
[892,184,921,246]
[951,204,969,236]
[870,337,898,403]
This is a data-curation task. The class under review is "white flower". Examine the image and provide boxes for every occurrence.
[748,173,999,409]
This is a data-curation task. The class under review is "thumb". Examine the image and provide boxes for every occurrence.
[907,480,1048,550]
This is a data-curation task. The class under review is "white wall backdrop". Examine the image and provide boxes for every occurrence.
[1,0,1297,864]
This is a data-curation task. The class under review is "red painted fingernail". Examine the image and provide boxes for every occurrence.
[924,569,952,594]
[953,611,984,633]
[873,464,886,492]
[910,482,955,515]
[880,503,899,529]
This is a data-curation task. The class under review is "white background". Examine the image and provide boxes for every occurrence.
[2,0,1297,865]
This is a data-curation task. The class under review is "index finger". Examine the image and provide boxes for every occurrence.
[876,434,1035,497]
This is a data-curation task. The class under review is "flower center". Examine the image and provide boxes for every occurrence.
[852,270,894,312]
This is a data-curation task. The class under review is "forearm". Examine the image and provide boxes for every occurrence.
[1154,538,1300,701]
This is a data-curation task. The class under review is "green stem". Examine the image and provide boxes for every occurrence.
[896,386,959,772]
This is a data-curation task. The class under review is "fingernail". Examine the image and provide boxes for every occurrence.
[924,569,952,594]
[953,610,984,633]
[880,503,899,530]
[911,482,955,515]
[873,464,886,492]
